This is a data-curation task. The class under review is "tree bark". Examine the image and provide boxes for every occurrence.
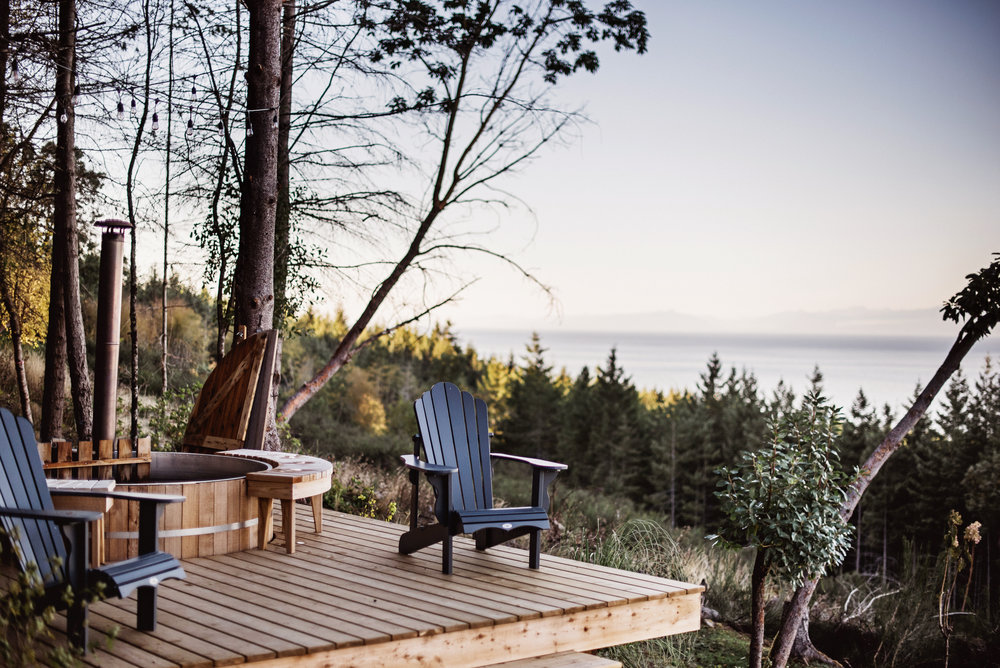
[161,0,176,395]
[234,0,280,448]
[41,256,66,440]
[273,0,294,325]
[770,325,984,668]
[749,548,770,668]
[54,0,92,441]
[0,0,8,119]
[785,598,843,667]
[233,0,280,335]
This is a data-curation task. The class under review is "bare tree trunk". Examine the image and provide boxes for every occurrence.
[749,548,769,668]
[274,0,294,325]
[127,0,155,442]
[233,0,280,447]
[278,207,444,421]
[161,0,175,395]
[783,599,842,667]
[0,0,8,119]
[770,326,984,668]
[54,0,92,441]
[233,0,279,335]
[41,260,66,440]
[0,3,30,423]
[855,504,861,572]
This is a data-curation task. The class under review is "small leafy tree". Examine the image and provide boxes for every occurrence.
[711,393,855,668]
[771,253,1000,667]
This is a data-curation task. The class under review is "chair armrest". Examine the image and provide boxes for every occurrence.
[491,452,567,471]
[50,491,184,556]
[401,455,455,526]
[490,453,566,512]
[51,490,187,504]
[400,454,458,476]
[0,505,103,525]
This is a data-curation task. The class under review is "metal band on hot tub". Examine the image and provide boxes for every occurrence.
[106,517,258,539]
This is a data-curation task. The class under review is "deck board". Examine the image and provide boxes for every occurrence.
[37,506,702,667]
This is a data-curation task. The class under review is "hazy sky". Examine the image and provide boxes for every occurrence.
[429,0,999,334]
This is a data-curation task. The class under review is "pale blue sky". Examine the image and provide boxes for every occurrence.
[431,0,1000,334]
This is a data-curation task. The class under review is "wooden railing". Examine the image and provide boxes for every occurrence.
[37,438,152,481]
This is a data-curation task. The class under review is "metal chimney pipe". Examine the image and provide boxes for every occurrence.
[92,218,131,444]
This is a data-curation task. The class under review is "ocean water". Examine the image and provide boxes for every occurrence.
[458,328,997,413]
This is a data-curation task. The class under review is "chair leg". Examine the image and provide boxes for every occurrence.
[529,530,541,569]
[66,598,88,650]
[137,585,157,630]
[442,534,453,575]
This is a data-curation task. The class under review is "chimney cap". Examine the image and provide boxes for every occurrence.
[95,218,132,231]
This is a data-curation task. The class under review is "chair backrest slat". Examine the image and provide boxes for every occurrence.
[0,408,67,584]
[415,382,493,512]
[446,384,478,511]
[471,395,493,510]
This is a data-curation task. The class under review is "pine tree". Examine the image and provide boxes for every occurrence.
[558,366,596,485]
[498,333,563,459]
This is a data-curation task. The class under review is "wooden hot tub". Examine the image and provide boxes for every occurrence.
[103,452,271,561]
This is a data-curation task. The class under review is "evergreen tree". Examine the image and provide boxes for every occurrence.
[839,390,883,571]
[498,333,563,459]
[557,365,597,485]
[589,348,644,497]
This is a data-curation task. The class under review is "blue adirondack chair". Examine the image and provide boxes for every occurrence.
[0,407,186,649]
[399,382,567,574]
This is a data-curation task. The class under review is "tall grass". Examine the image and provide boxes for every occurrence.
[0,348,48,418]
[549,519,702,666]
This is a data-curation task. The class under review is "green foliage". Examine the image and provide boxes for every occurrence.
[941,252,1000,341]
[141,384,202,451]
[322,464,398,522]
[712,393,855,586]
[497,333,563,459]
[372,0,649,90]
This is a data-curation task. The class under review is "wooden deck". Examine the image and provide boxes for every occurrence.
[46,506,703,667]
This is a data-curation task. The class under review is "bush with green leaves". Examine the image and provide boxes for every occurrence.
[140,384,202,451]
[710,392,855,668]
[323,470,398,522]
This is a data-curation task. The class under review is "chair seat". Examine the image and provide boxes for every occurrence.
[95,550,185,599]
[454,506,550,534]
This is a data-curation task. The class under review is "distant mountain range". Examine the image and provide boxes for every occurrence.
[479,307,957,338]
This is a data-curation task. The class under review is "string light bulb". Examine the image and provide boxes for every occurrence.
[10,58,18,85]
[246,119,253,137]
[272,114,278,130]
[217,120,224,136]
[151,112,159,132]
[117,100,125,120]
[73,84,80,104]
[186,107,194,137]
[130,97,137,116]
[59,111,68,123]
